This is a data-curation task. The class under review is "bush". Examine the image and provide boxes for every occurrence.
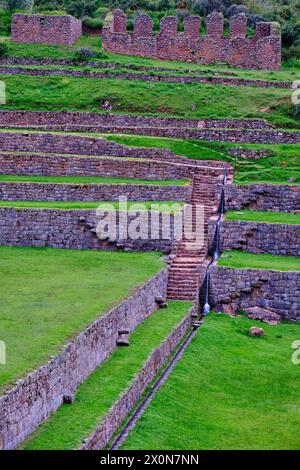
[82,16,103,30]
[292,105,300,121]
[282,45,300,63]
[73,47,97,61]
[0,42,9,58]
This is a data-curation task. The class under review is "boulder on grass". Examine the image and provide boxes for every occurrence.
[245,307,281,325]
[249,326,265,337]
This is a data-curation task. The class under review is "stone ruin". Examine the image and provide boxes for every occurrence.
[11,14,82,46]
[102,9,281,70]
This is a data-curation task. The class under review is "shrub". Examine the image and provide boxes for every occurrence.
[0,41,9,58]
[293,105,300,120]
[73,46,97,61]
[82,16,103,30]
[282,45,300,63]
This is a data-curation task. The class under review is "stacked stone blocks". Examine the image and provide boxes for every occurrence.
[11,14,82,45]
[103,9,281,70]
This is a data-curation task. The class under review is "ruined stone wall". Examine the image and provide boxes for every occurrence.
[209,266,300,321]
[0,152,191,181]
[0,181,190,203]
[0,269,169,450]
[208,219,300,257]
[0,131,175,160]
[81,311,192,450]
[225,184,300,212]
[103,10,281,70]
[11,14,82,46]
[0,65,289,88]
[1,127,298,148]
[0,207,178,253]
[0,110,273,130]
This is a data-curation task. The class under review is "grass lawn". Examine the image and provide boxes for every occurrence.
[0,247,164,393]
[0,200,184,212]
[104,135,300,185]
[225,210,300,225]
[122,314,300,450]
[0,174,189,186]
[22,301,191,450]
[218,251,300,272]
[0,73,296,128]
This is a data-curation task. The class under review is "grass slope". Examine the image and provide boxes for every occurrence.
[104,135,300,185]
[0,174,188,186]
[0,200,184,212]
[0,247,164,393]
[226,210,300,225]
[122,314,300,450]
[218,250,300,271]
[0,73,296,128]
[22,301,191,450]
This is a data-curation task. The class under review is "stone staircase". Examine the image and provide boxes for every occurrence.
[167,168,226,302]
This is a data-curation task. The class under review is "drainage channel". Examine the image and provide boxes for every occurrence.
[202,168,228,317]
[110,323,202,450]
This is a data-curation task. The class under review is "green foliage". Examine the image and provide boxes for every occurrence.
[1,0,33,12]
[292,104,300,120]
[0,39,8,55]
[0,8,12,35]
[73,46,97,61]
[82,16,103,29]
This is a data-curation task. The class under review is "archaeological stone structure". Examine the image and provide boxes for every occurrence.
[102,10,281,70]
[11,14,82,46]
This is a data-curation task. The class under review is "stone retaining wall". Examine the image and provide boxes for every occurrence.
[0,56,241,76]
[1,127,297,147]
[11,14,82,46]
[0,152,191,180]
[0,207,179,253]
[0,131,176,160]
[0,269,169,450]
[228,148,273,159]
[208,219,300,257]
[0,110,273,130]
[0,181,191,203]
[103,10,281,71]
[225,184,300,212]
[209,266,300,321]
[81,310,192,450]
[0,65,289,89]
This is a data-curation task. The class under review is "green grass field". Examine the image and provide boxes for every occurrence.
[0,174,189,186]
[22,301,191,450]
[0,73,296,128]
[218,251,300,271]
[0,200,184,212]
[122,314,300,450]
[0,247,164,393]
[226,210,300,225]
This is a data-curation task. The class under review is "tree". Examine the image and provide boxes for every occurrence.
[1,0,33,11]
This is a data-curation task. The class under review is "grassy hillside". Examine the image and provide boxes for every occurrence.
[0,247,164,393]
[122,314,300,450]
